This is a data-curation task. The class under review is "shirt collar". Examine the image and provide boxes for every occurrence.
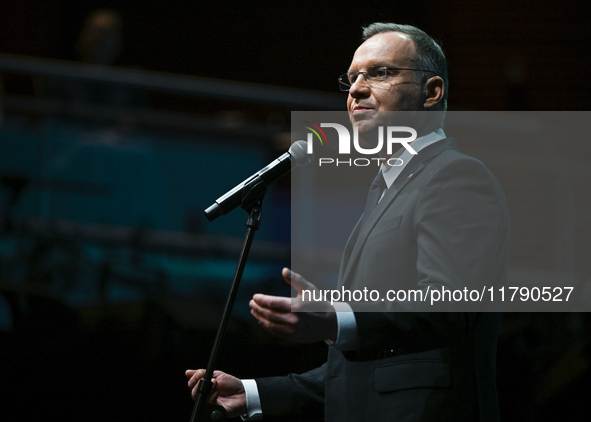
[381,128,446,188]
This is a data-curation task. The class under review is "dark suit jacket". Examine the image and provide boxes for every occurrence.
[256,138,510,421]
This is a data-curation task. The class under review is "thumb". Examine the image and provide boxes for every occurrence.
[282,267,315,293]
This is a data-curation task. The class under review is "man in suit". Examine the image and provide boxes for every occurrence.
[187,22,510,421]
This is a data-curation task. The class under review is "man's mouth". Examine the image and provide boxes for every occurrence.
[351,105,374,117]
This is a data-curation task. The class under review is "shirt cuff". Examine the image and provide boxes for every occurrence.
[330,302,358,350]
[240,379,263,421]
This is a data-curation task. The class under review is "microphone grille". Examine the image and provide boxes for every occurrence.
[289,140,314,166]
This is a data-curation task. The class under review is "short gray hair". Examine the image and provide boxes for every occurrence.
[362,23,448,111]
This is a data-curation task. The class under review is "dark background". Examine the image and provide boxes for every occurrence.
[2,0,590,110]
[1,1,591,421]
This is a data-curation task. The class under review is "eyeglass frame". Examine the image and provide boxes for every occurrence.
[338,66,437,92]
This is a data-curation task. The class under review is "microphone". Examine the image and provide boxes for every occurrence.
[204,140,313,221]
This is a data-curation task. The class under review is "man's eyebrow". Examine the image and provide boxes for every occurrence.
[347,63,393,73]
[373,63,406,69]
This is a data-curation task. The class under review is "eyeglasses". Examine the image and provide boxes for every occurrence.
[338,66,437,92]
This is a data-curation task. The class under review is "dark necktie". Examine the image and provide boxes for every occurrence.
[360,171,387,228]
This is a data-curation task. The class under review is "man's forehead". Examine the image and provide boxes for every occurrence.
[350,31,416,68]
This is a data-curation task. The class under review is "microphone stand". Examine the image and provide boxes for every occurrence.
[190,178,268,422]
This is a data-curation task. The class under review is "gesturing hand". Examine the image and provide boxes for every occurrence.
[249,267,337,343]
[185,369,246,419]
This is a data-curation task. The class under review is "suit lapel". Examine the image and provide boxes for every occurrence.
[339,138,459,287]
[338,217,363,284]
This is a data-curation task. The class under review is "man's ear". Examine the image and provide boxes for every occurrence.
[423,76,445,109]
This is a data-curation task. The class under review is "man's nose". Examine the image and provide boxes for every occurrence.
[349,76,371,98]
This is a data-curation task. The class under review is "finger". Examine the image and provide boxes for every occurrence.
[187,369,206,387]
[250,297,296,324]
[191,381,200,399]
[191,378,212,400]
[252,310,295,338]
[185,369,201,379]
[251,294,292,313]
[282,267,315,293]
[190,375,215,399]
[282,267,293,285]
[250,306,296,336]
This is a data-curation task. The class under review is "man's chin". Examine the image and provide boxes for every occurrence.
[351,118,379,137]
